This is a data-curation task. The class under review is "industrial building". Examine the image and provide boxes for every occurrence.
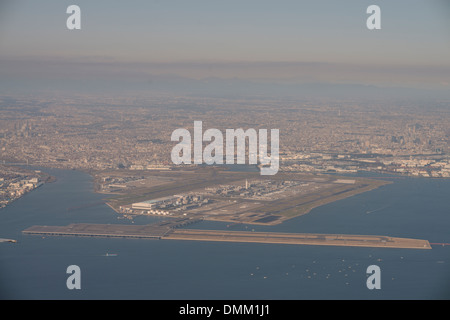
[131,196,179,210]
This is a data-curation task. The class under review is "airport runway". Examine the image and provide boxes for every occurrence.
[165,229,432,249]
[22,222,431,249]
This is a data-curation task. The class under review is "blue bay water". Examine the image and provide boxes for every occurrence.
[0,167,449,299]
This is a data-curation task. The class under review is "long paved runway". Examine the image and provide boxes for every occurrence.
[165,229,431,249]
[22,222,431,249]
[23,223,171,239]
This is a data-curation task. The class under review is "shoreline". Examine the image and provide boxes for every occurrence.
[0,165,55,211]
[100,171,392,226]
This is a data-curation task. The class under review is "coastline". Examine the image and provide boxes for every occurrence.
[96,168,392,226]
[0,165,56,211]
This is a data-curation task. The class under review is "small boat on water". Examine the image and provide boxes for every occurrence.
[103,253,118,257]
[0,238,17,243]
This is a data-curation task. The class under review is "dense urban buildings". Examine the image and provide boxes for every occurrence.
[0,94,448,179]
[0,165,47,209]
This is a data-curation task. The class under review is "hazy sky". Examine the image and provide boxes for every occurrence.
[1,0,450,95]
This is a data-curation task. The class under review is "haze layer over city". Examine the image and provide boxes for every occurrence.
[1,0,450,301]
